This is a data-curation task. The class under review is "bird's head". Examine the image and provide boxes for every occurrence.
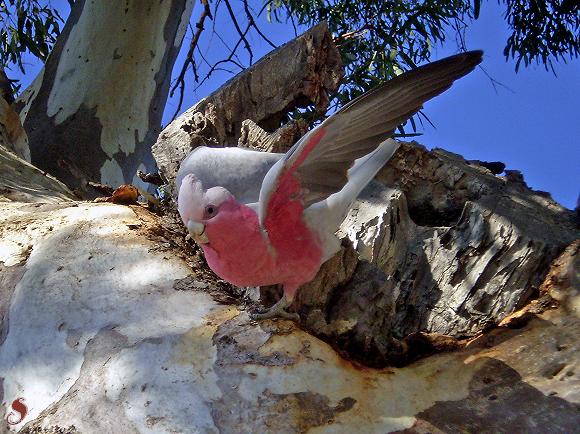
[177,174,233,245]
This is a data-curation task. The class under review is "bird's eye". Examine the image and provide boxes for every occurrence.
[204,204,218,219]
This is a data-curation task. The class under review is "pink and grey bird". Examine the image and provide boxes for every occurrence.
[177,51,483,319]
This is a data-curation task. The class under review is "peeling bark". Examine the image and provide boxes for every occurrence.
[19,0,194,195]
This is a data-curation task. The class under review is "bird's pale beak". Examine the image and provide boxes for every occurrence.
[187,220,209,244]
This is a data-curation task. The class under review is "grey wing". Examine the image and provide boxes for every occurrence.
[176,146,284,205]
[258,50,483,223]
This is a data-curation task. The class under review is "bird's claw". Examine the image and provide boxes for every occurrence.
[250,295,300,321]
[251,308,299,321]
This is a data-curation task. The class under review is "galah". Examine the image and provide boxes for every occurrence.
[177,51,483,320]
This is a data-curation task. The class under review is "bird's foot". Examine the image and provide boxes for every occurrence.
[250,295,299,321]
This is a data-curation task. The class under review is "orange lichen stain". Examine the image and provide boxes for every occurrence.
[110,184,140,204]
[331,353,395,391]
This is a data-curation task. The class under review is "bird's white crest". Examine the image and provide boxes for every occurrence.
[178,174,205,223]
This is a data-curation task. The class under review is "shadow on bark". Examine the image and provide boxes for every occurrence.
[396,357,580,434]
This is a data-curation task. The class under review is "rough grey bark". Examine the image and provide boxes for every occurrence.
[18,0,194,195]
[286,142,578,366]
[152,22,343,190]
[238,119,309,153]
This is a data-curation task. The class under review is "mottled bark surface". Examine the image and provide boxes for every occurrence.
[152,22,343,190]
[19,0,194,195]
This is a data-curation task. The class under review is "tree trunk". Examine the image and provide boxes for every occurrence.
[289,142,577,366]
[17,0,194,195]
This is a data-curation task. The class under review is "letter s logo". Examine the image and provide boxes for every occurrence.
[6,398,27,426]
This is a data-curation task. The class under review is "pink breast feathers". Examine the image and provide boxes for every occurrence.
[203,192,323,289]
[202,127,328,289]
[202,199,278,287]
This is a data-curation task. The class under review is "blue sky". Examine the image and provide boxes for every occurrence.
[10,1,579,209]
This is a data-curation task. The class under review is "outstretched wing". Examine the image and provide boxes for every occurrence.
[176,146,283,205]
[258,50,483,226]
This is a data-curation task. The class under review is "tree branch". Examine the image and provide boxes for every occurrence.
[169,0,213,120]
[223,0,253,64]
[243,0,277,49]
